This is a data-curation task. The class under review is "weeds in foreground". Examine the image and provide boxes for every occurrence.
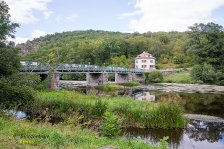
[0,116,169,149]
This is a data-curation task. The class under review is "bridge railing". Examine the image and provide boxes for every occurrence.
[20,61,143,74]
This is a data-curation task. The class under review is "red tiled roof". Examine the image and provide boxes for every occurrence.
[136,51,155,59]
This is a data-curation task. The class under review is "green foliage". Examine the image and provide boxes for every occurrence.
[145,71,163,84]
[0,1,19,42]
[92,99,108,117]
[0,1,36,108]
[191,63,217,84]
[0,78,36,109]
[20,29,190,68]
[100,112,122,138]
[142,103,186,128]
[111,55,129,67]
[99,83,124,92]
[163,71,194,83]
[187,22,224,70]
[123,81,140,87]
[0,116,169,148]
[33,91,186,129]
[0,47,20,77]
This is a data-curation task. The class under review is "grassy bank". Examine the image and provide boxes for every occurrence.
[29,90,186,129]
[163,71,194,83]
[0,115,168,149]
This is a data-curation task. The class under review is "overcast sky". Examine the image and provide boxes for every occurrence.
[4,0,224,44]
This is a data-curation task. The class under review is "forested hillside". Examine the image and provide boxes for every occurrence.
[18,30,190,69]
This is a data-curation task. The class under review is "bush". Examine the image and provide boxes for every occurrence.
[0,78,36,109]
[123,81,140,87]
[92,99,108,117]
[100,112,122,138]
[99,83,123,92]
[145,71,163,84]
[191,63,217,84]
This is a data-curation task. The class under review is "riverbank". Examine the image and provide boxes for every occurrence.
[137,83,224,94]
[0,115,165,149]
[184,114,224,123]
[28,90,185,129]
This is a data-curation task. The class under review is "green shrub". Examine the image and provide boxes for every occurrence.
[191,63,217,84]
[0,78,36,109]
[145,71,163,84]
[123,81,140,87]
[100,112,122,138]
[92,99,108,117]
[143,103,186,128]
[99,83,123,92]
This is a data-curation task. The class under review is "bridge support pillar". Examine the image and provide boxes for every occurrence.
[115,73,132,84]
[86,73,108,86]
[133,74,144,83]
[48,71,60,90]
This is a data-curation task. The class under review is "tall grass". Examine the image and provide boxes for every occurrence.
[0,116,167,149]
[123,81,140,87]
[98,83,124,92]
[163,71,194,83]
[27,90,186,128]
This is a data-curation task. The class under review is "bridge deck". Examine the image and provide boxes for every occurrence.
[20,62,144,74]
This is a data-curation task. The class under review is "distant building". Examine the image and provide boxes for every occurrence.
[135,51,155,70]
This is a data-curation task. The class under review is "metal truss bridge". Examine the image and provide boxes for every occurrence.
[20,61,144,74]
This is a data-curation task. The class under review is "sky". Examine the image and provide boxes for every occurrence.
[4,0,224,44]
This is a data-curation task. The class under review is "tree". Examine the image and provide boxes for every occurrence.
[187,22,224,70]
[0,1,35,107]
[0,1,19,44]
[0,1,20,76]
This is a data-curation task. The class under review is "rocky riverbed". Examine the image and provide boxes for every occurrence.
[137,83,224,94]
[185,114,224,123]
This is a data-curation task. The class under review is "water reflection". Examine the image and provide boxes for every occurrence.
[133,92,155,101]
[75,87,224,118]
[124,120,224,149]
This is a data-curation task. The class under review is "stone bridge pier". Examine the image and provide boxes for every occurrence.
[39,72,60,90]
[48,71,60,90]
[115,73,132,84]
[86,73,108,86]
[133,74,144,83]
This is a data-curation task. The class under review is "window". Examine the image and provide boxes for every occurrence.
[142,65,147,68]
[150,65,154,68]
[135,65,138,68]
[135,60,138,63]
[150,60,154,63]
[142,60,146,63]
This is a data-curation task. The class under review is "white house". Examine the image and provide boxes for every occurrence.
[135,51,155,70]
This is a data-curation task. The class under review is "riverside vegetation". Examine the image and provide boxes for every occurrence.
[28,90,186,129]
[0,111,169,149]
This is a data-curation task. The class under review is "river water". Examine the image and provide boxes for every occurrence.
[7,85,224,149]
[75,86,224,149]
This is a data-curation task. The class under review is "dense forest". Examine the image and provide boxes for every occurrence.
[18,30,190,69]
[18,22,224,84]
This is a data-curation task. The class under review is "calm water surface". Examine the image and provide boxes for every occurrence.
[78,87,224,149]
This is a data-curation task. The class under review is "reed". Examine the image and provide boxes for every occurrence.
[0,116,167,149]
[28,90,186,128]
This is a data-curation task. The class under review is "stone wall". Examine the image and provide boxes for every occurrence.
[86,73,108,86]
[115,73,132,84]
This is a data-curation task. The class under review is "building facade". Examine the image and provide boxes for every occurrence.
[135,51,155,71]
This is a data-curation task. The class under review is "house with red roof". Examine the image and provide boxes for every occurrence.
[135,51,155,70]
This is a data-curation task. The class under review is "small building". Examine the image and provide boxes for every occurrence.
[135,51,155,70]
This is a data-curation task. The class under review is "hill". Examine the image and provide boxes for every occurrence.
[17,30,190,68]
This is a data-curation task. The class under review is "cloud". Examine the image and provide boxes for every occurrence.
[8,36,29,44]
[66,14,79,22]
[127,0,224,32]
[43,10,54,19]
[5,0,52,24]
[31,30,47,38]
[118,10,142,19]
